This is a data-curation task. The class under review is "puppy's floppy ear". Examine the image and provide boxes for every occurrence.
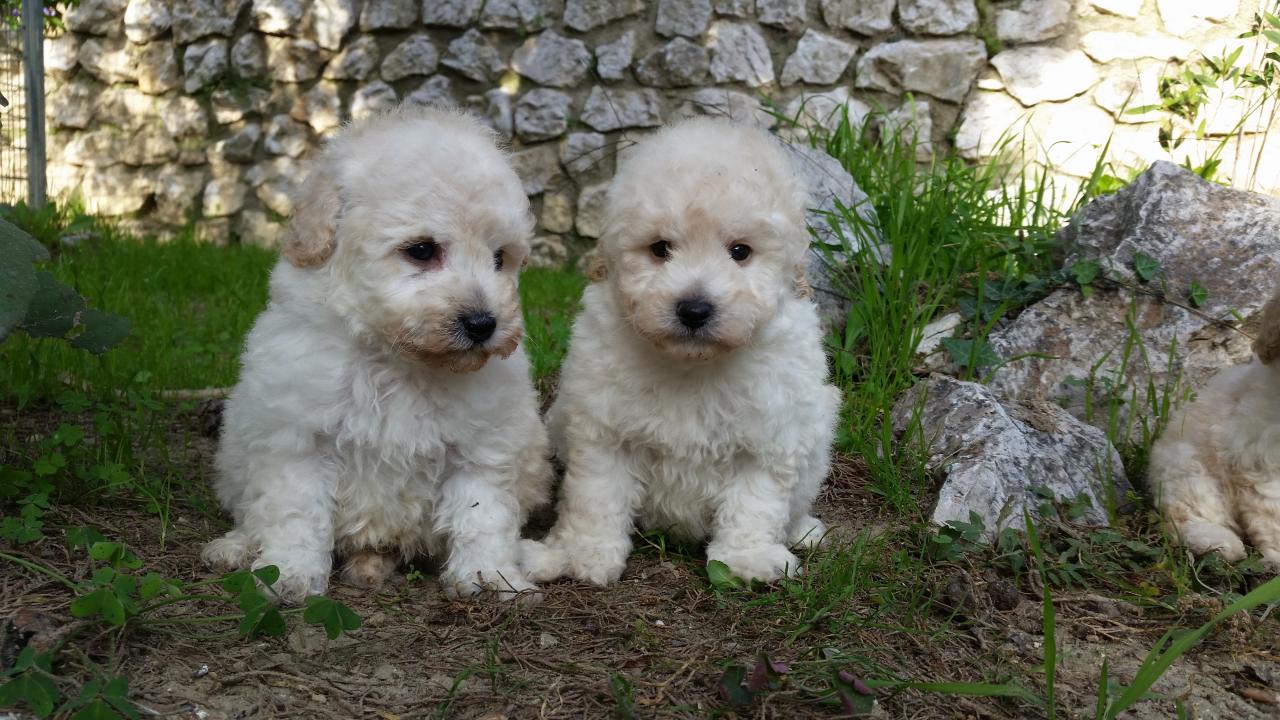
[792,266,813,299]
[1253,282,1280,364]
[281,167,341,269]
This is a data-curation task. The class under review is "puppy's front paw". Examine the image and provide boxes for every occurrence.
[442,567,542,603]
[520,539,568,583]
[707,542,800,583]
[565,540,629,586]
[787,515,829,551]
[256,551,331,605]
[202,530,255,571]
[1180,521,1247,562]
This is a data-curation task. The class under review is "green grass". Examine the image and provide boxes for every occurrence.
[1,214,585,398]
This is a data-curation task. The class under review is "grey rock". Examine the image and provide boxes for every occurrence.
[563,0,643,31]
[120,124,178,166]
[49,78,99,129]
[782,88,871,143]
[360,0,418,29]
[855,38,986,104]
[991,47,1098,106]
[987,162,1280,425]
[529,234,568,268]
[158,95,209,138]
[515,88,572,142]
[541,191,575,233]
[560,130,610,179]
[898,0,979,35]
[512,31,590,87]
[405,75,455,108]
[84,166,153,215]
[264,114,309,156]
[253,0,306,34]
[248,156,305,215]
[636,38,710,87]
[580,86,662,132]
[996,0,1071,44]
[232,33,268,77]
[880,98,934,161]
[381,34,439,81]
[892,374,1127,538]
[124,0,170,42]
[441,28,505,82]
[675,87,774,129]
[757,0,805,32]
[656,0,711,37]
[137,41,180,94]
[1156,0,1236,35]
[47,163,86,202]
[323,35,379,79]
[707,21,774,87]
[1080,31,1193,64]
[1091,0,1140,16]
[480,0,561,30]
[783,142,880,324]
[172,0,244,44]
[821,0,894,34]
[154,164,207,224]
[215,123,262,162]
[183,38,229,94]
[65,0,128,36]
[44,34,80,77]
[423,0,483,26]
[204,174,247,217]
[510,142,562,195]
[213,86,270,124]
[237,209,286,249]
[62,129,125,167]
[594,31,635,81]
[265,36,327,82]
[311,0,359,50]
[474,88,514,139]
[98,85,157,130]
[351,80,399,119]
[780,29,856,86]
[575,182,609,237]
[714,0,754,15]
[78,36,137,84]
[291,81,343,132]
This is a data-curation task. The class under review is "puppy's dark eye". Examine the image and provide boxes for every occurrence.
[650,240,671,260]
[403,240,439,264]
[493,249,505,270]
[729,243,752,262]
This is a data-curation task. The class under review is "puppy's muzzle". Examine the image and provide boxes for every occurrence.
[675,298,715,331]
[458,310,497,345]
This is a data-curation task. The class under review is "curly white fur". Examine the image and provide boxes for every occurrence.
[203,107,551,603]
[1148,286,1280,568]
[521,119,840,586]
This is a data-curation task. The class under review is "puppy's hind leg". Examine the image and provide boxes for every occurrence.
[1148,438,1245,561]
[1237,471,1280,569]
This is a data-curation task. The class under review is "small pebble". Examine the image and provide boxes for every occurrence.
[193,664,209,679]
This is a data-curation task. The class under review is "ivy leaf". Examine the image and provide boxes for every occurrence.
[302,596,362,639]
[1072,260,1099,286]
[717,664,755,707]
[942,337,1000,371]
[706,560,744,591]
[238,603,287,638]
[1188,280,1208,308]
[1132,252,1161,282]
[0,671,59,718]
[253,565,280,587]
[832,670,877,715]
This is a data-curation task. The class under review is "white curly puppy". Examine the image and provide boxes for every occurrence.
[203,107,551,603]
[522,119,840,586]
[1149,285,1280,568]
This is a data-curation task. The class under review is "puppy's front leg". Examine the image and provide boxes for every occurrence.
[236,452,337,604]
[524,442,638,586]
[437,469,535,600]
[707,461,800,583]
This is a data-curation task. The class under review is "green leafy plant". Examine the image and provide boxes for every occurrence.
[0,218,129,354]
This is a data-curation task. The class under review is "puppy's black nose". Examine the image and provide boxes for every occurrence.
[675,299,715,330]
[459,311,497,343]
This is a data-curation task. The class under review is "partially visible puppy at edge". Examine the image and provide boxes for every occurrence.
[203,106,552,603]
[521,119,841,586]
[1148,282,1280,569]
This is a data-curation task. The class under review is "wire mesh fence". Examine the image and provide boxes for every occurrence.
[0,3,29,206]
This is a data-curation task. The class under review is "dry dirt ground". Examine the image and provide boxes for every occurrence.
[2,405,1280,719]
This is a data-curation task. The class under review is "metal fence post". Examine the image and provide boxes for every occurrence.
[21,0,44,208]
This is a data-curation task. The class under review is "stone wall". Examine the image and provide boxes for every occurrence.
[27,0,1280,264]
